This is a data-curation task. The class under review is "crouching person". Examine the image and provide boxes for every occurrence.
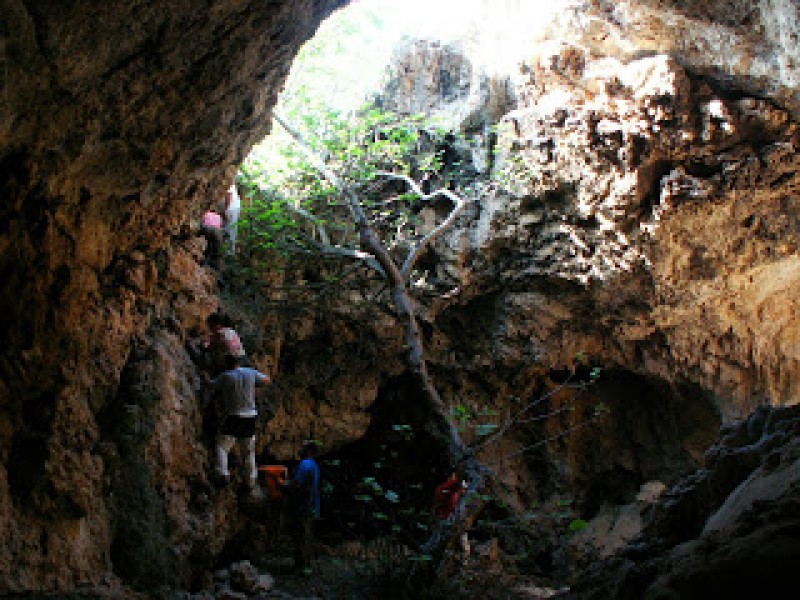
[212,353,270,494]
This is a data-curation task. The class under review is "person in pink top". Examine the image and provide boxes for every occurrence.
[200,209,225,268]
[205,312,246,376]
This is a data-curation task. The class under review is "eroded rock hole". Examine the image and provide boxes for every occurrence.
[315,374,449,546]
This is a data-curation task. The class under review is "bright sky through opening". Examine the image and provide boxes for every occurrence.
[282,0,573,113]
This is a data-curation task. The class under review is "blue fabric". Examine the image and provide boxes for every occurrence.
[294,458,320,518]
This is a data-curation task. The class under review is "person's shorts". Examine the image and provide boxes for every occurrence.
[220,415,256,437]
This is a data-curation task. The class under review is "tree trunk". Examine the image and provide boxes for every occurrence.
[274,113,489,579]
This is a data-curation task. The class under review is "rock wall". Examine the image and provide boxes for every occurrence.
[1,0,800,594]
[375,34,800,421]
[484,47,800,418]
[565,404,800,599]
[0,0,346,592]
[253,27,800,585]
[581,0,800,115]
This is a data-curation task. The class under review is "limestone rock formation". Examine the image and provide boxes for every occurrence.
[1,0,800,595]
[252,23,800,596]
[564,404,800,599]
[0,0,346,592]
[580,0,800,116]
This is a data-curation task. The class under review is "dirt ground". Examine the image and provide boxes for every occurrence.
[255,537,567,600]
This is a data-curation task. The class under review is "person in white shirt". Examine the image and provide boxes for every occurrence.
[224,183,241,255]
[212,354,270,490]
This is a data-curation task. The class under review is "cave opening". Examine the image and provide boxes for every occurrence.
[564,369,722,517]
[305,373,448,547]
[4,0,800,596]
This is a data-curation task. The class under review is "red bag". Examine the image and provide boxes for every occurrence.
[258,465,288,500]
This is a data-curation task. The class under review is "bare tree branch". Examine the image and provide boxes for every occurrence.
[471,373,583,454]
[286,203,330,246]
[306,239,386,276]
[273,111,488,582]
[374,171,467,278]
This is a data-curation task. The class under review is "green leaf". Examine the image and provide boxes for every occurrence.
[475,423,499,436]
[408,554,433,562]
[568,519,588,532]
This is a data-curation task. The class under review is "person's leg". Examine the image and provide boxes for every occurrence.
[210,228,223,268]
[291,510,303,569]
[461,531,470,566]
[237,435,258,487]
[201,226,223,268]
[224,221,238,256]
[216,434,235,481]
[200,226,217,266]
[299,515,313,569]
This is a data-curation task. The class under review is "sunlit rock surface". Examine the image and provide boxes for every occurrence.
[272,24,800,594]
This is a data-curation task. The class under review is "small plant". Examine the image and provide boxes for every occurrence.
[568,518,588,532]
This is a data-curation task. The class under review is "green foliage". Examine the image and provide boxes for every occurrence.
[593,402,610,418]
[317,421,439,583]
[451,404,470,422]
[408,554,433,562]
[568,518,588,532]
[237,104,454,276]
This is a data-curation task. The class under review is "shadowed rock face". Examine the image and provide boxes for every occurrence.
[261,21,800,596]
[564,404,800,600]
[0,0,346,591]
[0,0,799,594]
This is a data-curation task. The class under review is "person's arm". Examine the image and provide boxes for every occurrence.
[255,370,270,387]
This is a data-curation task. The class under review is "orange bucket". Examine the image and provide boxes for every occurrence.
[258,465,288,499]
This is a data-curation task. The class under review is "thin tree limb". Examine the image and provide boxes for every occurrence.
[306,239,386,276]
[286,203,331,246]
[375,171,467,278]
[471,374,583,454]
[273,112,488,583]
